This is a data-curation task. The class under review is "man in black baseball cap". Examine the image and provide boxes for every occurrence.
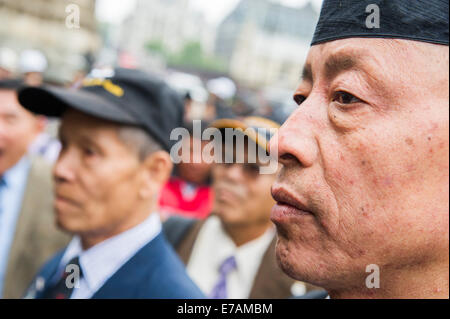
[19,68,204,299]
[270,0,448,298]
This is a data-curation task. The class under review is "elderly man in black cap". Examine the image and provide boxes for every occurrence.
[270,1,449,298]
[18,68,204,299]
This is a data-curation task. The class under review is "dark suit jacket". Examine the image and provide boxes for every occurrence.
[3,156,71,299]
[25,232,205,299]
[166,217,318,299]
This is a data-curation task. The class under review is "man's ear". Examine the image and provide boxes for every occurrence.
[139,151,173,199]
[35,115,47,134]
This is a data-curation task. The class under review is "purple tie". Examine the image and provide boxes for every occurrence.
[209,256,237,299]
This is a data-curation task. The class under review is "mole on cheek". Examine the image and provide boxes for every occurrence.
[360,206,368,217]
[405,137,414,146]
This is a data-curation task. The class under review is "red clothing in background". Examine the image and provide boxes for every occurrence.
[159,177,213,219]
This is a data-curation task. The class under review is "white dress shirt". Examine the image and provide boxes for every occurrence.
[56,213,162,299]
[186,215,275,299]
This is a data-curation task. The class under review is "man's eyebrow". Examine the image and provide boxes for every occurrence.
[324,54,360,80]
[300,54,364,84]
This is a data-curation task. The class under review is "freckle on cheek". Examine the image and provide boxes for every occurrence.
[360,206,368,217]
[405,138,414,146]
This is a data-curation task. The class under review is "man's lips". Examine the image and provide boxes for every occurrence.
[271,187,314,222]
[54,194,82,208]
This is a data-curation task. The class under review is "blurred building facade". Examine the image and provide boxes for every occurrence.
[0,0,100,83]
[119,0,214,68]
[216,0,319,89]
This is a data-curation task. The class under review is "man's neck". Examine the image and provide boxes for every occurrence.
[80,209,155,250]
[222,220,273,247]
[329,259,449,299]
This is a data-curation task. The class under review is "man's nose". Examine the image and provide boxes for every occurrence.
[223,163,245,182]
[53,148,77,183]
[269,104,319,168]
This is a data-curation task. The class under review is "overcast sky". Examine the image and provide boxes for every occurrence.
[96,0,323,25]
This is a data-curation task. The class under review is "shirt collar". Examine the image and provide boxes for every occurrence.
[234,226,275,286]
[61,213,162,293]
[206,215,275,287]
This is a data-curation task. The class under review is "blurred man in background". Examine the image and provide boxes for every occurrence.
[159,121,213,220]
[270,0,449,298]
[19,68,204,299]
[18,50,48,87]
[0,79,70,299]
[164,116,319,299]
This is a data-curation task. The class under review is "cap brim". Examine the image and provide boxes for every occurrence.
[210,118,269,152]
[18,86,137,126]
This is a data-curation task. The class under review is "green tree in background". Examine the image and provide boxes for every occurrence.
[145,40,168,56]
[145,40,226,72]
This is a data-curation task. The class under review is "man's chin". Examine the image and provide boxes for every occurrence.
[275,237,304,280]
[56,218,72,233]
[275,236,326,286]
[214,208,242,224]
[55,214,80,235]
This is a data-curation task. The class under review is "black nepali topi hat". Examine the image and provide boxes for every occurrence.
[312,0,449,46]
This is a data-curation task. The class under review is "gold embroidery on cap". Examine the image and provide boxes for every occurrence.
[82,78,124,97]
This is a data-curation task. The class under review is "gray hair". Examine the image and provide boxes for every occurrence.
[117,126,163,161]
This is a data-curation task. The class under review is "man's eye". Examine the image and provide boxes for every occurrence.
[332,91,362,104]
[83,147,96,156]
[293,94,306,105]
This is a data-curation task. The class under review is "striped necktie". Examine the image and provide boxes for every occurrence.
[209,255,237,299]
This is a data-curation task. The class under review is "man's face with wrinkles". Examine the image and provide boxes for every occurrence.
[270,38,449,293]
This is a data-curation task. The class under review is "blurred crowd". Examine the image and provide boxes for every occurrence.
[0,46,321,299]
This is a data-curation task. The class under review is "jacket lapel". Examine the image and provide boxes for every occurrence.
[24,250,65,299]
[175,220,204,264]
[248,238,296,299]
[91,234,164,299]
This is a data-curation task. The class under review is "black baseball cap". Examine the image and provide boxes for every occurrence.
[17,67,184,151]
